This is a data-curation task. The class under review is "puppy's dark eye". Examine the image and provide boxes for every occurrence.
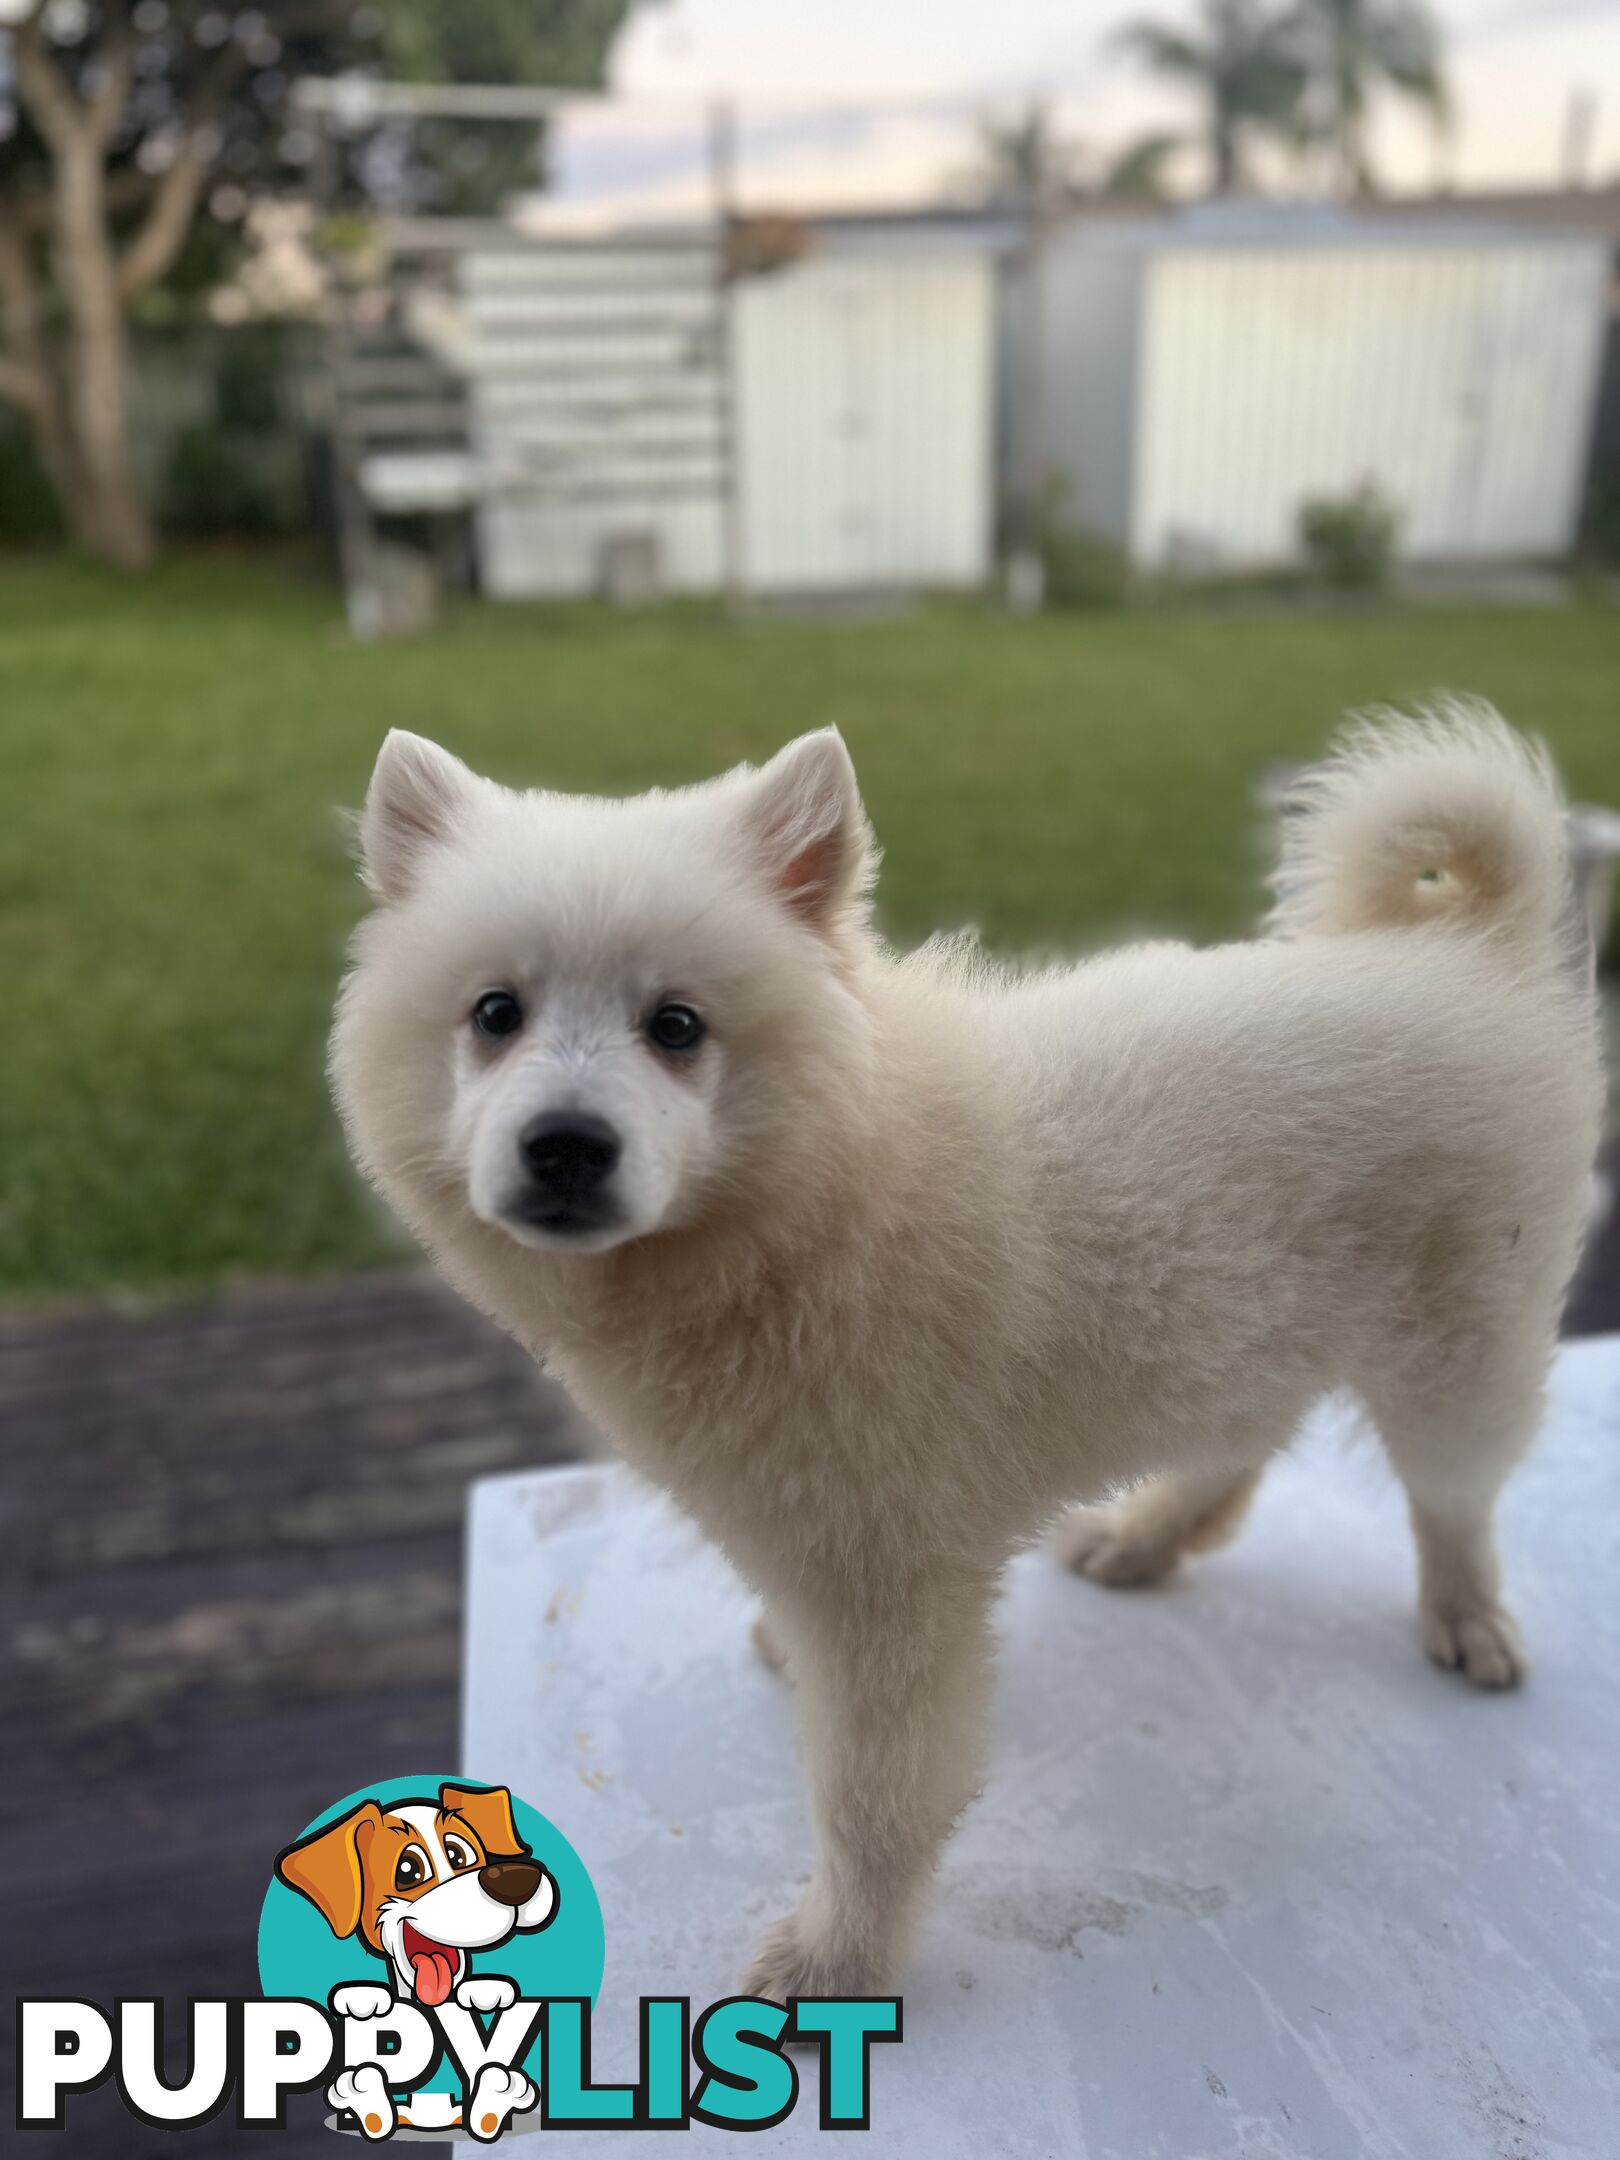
[646,1003,705,1054]
[471,991,523,1041]
[394,1846,429,1891]
[443,1837,476,1873]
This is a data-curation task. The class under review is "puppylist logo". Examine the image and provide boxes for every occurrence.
[16,1775,902,2140]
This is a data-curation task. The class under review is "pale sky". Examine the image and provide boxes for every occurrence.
[524,0,1620,224]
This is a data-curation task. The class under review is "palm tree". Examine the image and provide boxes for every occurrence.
[970,104,1089,212]
[969,107,1181,213]
[1290,0,1448,197]
[1100,131,1182,205]
[1115,0,1309,196]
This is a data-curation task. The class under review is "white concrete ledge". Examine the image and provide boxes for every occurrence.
[462,1335,1620,2154]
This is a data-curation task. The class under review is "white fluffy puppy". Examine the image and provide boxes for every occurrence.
[330,702,1600,2000]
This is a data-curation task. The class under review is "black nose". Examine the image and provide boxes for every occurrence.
[479,1859,543,1909]
[518,1112,621,1199]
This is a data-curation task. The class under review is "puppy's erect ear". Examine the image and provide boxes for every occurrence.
[739,729,875,936]
[440,1783,528,1860]
[275,1801,384,1939]
[359,730,480,903]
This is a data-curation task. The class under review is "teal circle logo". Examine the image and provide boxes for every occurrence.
[258,1776,603,2119]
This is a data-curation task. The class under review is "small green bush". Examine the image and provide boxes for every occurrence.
[214,330,288,432]
[1581,472,1620,566]
[1040,525,1133,610]
[1026,471,1135,611]
[1298,481,1399,591]
[0,417,63,541]
[161,423,282,536]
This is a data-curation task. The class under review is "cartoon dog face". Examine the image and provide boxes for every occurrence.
[275,1783,557,2004]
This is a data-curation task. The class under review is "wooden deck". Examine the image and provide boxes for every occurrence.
[3,1270,587,2154]
[6,1150,1618,2152]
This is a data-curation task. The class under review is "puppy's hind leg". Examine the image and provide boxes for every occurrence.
[1369,1371,1543,1691]
[1056,1466,1265,1588]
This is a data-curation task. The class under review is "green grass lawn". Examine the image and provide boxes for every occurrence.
[3,553,1617,1300]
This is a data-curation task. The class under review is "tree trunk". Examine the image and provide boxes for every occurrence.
[67,321,154,569]
[26,374,91,544]
[4,17,157,567]
[0,217,71,521]
[53,139,155,568]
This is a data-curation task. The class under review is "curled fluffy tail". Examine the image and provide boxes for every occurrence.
[1269,700,1572,950]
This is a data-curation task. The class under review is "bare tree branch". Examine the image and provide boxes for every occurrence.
[3,170,152,239]
[115,0,350,299]
[88,13,140,152]
[11,4,136,160]
[0,353,48,412]
[0,215,49,416]
[114,37,252,299]
[0,215,42,341]
[13,11,86,158]
[115,149,211,300]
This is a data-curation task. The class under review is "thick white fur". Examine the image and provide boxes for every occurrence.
[331,703,1600,1999]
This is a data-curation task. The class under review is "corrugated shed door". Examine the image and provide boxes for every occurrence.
[1463,246,1610,557]
[734,256,993,593]
[1134,242,1608,567]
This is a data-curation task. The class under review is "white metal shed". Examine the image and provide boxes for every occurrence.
[1038,206,1611,571]
[733,244,995,594]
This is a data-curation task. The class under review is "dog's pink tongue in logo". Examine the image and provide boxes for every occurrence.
[403,1921,458,2006]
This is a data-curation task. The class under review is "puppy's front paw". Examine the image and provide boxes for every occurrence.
[328,2065,395,2140]
[741,1907,885,2003]
[1422,1602,1527,1690]
[455,1974,518,2014]
[330,1982,394,2021]
[465,2063,537,2141]
[1056,1506,1180,1588]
